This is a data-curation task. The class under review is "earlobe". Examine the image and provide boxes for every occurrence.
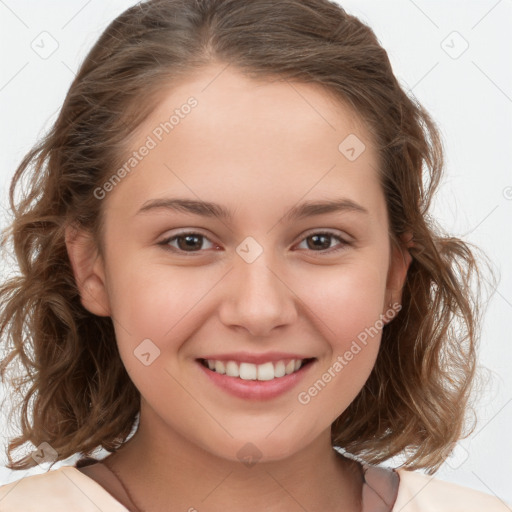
[64,223,111,317]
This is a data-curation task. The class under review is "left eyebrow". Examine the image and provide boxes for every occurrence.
[135,197,369,221]
[283,198,369,222]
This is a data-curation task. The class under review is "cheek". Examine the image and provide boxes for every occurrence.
[292,260,388,414]
[106,258,208,335]
[300,257,388,346]
[108,252,389,366]
[100,248,390,457]
[104,259,227,388]
[104,262,208,400]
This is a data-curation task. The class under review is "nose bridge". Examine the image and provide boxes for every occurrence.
[218,240,297,335]
[238,253,280,303]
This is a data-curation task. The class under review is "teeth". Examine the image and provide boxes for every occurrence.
[204,358,308,381]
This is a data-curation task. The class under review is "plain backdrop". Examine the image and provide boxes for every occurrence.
[1,0,511,504]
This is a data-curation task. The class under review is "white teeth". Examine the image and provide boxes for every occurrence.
[239,362,257,380]
[274,361,286,378]
[286,360,295,374]
[214,360,225,374]
[225,360,239,377]
[204,358,308,381]
[257,362,274,381]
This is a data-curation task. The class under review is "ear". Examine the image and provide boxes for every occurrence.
[383,232,413,320]
[64,223,111,317]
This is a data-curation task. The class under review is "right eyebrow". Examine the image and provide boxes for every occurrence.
[136,198,235,219]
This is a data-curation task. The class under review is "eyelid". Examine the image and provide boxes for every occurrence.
[297,227,352,243]
[158,228,352,255]
[157,229,218,252]
[293,229,352,253]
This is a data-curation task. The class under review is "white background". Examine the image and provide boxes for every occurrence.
[1,0,511,505]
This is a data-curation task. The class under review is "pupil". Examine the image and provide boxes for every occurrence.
[179,235,202,251]
[309,234,330,250]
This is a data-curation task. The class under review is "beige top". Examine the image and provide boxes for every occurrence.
[0,461,508,511]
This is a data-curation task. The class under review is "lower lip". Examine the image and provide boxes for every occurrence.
[196,359,316,401]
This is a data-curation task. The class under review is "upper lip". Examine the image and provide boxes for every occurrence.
[197,352,315,365]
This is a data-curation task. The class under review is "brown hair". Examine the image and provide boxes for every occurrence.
[0,0,493,473]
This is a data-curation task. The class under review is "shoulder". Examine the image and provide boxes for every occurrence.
[359,463,509,512]
[0,465,128,511]
[394,469,510,512]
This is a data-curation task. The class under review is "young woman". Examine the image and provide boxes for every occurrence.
[0,1,506,510]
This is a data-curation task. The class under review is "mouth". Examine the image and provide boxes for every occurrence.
[195,356,317,401]
[197,357,316,381]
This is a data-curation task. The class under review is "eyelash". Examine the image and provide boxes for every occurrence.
[157,230,351,255]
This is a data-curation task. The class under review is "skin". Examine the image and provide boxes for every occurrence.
[65,62,411,512]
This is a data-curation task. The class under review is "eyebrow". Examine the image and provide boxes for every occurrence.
[136,197,369,221]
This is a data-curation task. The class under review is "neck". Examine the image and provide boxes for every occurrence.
[103,405,362,512]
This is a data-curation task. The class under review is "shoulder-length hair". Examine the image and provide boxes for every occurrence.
[0,0,491,473]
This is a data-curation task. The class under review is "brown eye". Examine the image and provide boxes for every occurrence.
[296,231,350,254]
[158,232,216,253]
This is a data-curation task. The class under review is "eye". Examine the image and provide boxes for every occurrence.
[295,231,350,254]
[157,230,351,255]
[158,231,218,254]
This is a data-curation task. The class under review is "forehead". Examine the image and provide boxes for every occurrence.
[142,64,373,151]
[104,64,382,222]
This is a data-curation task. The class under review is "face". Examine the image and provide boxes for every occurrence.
[67,63,410,464]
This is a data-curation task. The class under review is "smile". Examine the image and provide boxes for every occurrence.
[198,358,315,381]
[196,357,316,401]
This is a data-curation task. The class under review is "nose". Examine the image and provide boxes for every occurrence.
[217,251,298,337]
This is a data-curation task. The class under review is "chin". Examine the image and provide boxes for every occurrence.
[205,435,311,466]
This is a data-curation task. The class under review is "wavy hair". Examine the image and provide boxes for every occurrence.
[0,0,493,473]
